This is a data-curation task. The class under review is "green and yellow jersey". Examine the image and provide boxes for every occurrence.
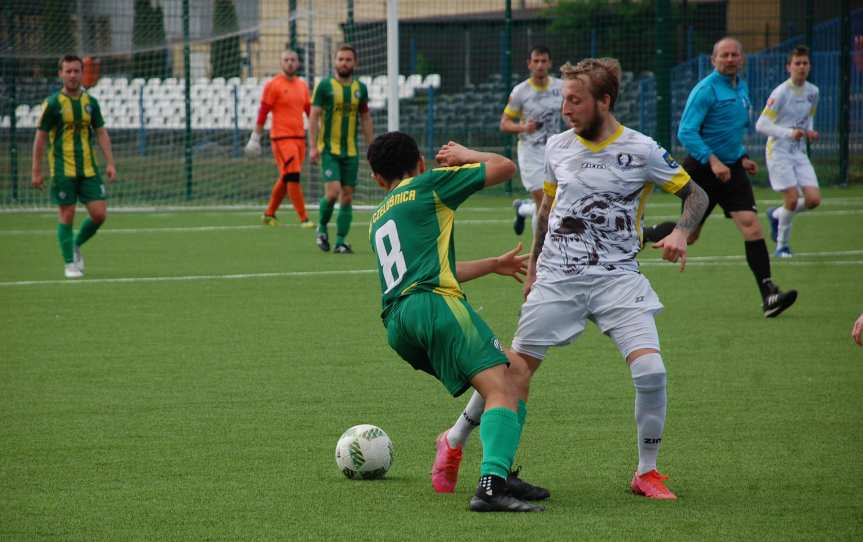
[312,77,369,157]
[38,90,105,180]
[369,163,487,320]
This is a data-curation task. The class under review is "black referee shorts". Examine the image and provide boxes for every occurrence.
[683,156,758,226]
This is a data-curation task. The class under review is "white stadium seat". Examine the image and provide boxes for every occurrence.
[423,74,441,89]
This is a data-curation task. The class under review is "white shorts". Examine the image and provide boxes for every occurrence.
[517,143,545,193]
[512,272,663,360]
[765,150,818,192]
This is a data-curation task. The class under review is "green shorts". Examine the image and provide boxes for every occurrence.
[320,152,360,187]
[385,291,508,397]
[51,175,106,206]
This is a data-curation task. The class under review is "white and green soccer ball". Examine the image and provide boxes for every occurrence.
[335,424,394,480]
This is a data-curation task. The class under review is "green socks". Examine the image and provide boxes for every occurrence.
[57,223,74,264]
[75,217,101,247]
[318,197,335,234]
[479,406,521,479]
[336,203,352,245]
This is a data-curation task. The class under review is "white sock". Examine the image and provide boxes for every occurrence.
[447,390,484,448]
[630,353,667,475]
[518,200,535,217]
[792,197,808,215]
[774,206,793,248]
[775,198,808,248]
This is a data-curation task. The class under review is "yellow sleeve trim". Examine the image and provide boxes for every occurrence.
[543,181,557,198]
[660,169,691,194]
[433,162,482,172]
[809,106,817,117]
[761,107,778,120]
[503,106,521,119]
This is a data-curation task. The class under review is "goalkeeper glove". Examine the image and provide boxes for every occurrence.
[245,132,262,156]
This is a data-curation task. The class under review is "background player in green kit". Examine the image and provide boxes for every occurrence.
[32,54,117,279]
[309,44,374,254]
[366,131,545,513]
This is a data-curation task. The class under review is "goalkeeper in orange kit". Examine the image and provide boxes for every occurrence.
[246,48,314,228]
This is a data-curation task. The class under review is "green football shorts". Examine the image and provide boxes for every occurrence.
[320,152,359,187]
[385,291,508,397]
[51,175,106,206]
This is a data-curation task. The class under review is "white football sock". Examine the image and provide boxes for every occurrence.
[447,390,484,448]
[774,206,793,248]
[630,353,667,475]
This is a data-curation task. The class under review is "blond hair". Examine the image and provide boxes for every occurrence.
[560,57,622,111]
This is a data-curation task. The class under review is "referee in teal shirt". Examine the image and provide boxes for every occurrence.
[672,37,797,318]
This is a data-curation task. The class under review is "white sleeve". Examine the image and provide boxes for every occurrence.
[756,114,794,139]
[756,87,794,139]
[542,141,558,196]
[503,85,524,119]
[647,142,691,194]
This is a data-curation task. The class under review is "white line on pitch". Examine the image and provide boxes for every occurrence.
[1,258,861,288]
[0,269,376,287]
[2,208,861,236]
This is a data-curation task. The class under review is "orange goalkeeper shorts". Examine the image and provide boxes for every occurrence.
[271,137,306,176]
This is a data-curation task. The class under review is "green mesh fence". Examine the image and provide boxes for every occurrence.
[1,0,859,209]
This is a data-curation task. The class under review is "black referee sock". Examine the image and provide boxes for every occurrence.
[745,239,773,298]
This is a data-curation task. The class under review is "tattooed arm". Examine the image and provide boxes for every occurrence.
[652,181,708,272]
[524,192,553,298]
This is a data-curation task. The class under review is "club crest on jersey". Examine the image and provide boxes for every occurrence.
[354,89,361,99]
[85,104,92,114]
[616,153,633,168]
[661,150,679,169]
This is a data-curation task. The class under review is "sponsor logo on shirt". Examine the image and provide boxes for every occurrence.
[661,150,679,169]
[581,161,606,169]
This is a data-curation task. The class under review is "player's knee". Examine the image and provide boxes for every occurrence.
[340,194,353,206]
[505,355,533,396]
[90,211,107,224]
[282,172,300,183]
[630,353,667,404]
[805,195,820,209]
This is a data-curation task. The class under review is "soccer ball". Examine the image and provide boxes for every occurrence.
[335,424,394,480]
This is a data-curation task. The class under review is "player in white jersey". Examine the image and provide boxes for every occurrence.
[500,46,564,236]
[432,58,708,501]
[756,45,821,258]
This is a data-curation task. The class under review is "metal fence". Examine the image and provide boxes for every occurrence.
[1,1,859,208]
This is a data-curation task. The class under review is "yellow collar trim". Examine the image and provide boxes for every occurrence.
[576,124,624,153]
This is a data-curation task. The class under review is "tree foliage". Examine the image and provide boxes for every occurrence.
[211,0,241,78]
[132,0,169,79]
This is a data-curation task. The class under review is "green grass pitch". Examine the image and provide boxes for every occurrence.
[1,186,862,540]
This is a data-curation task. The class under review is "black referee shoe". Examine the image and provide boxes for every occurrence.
[763,286,797,318]
[506,467,550,501]
[513,200,527,236]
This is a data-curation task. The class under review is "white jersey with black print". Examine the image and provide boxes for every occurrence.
[538,125,691,280]
[503,77,564,149]
[756,79,819,158]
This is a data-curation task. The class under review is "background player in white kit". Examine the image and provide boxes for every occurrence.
[433,58,709,500]
[500,46,564,236]
[756,45,820,258]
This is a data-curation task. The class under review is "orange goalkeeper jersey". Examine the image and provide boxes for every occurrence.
[261,75,311,139]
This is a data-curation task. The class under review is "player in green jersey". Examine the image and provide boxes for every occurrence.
[32,54,116,279]
[367,131,545,512]
[309,44,374,254]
